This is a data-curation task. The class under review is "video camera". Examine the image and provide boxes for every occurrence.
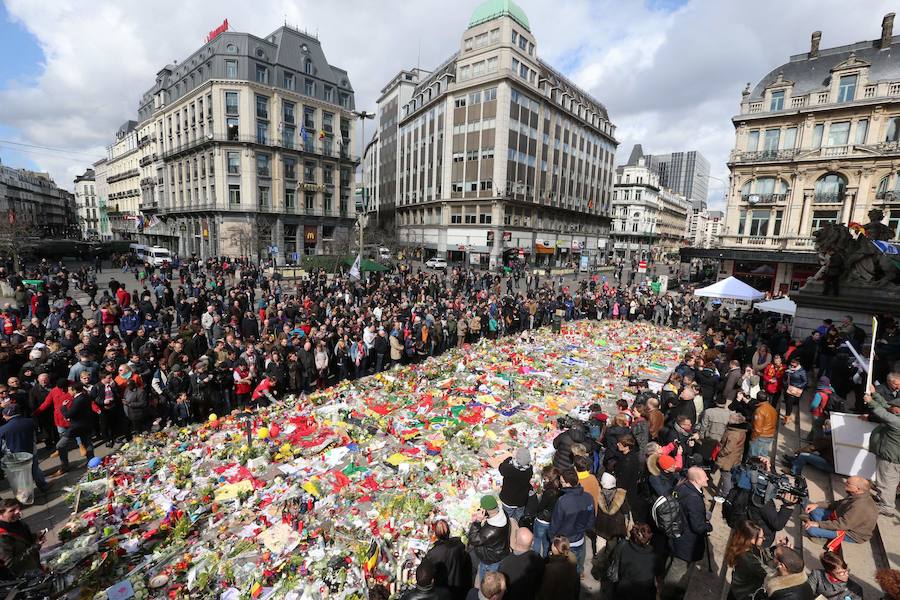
[749,469,807,506]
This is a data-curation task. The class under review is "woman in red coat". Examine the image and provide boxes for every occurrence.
[761,354,786,403]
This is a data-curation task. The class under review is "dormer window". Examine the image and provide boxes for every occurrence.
[770,90,784,111]
[838,74,858,103]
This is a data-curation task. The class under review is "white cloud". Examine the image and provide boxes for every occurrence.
[0,0,897,210]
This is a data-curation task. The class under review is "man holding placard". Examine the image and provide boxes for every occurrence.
[865,385,900,516]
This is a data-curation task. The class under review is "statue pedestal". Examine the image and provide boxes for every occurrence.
[793,280,900,340]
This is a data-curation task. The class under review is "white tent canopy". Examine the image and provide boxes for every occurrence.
[755,297,797,317]
[693,276,765,301]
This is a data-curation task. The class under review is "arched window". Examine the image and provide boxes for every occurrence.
[740,177,790,203]
[877,174,900,199]
[814,173,847,203]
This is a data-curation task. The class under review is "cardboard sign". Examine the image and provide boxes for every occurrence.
[830,411,878,480]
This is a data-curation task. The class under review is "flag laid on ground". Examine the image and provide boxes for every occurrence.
[349,253,361,280]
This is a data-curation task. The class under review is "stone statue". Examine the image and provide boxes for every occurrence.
[806,210,899,290]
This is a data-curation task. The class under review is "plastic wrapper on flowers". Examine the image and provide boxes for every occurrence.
[46,321,695,599]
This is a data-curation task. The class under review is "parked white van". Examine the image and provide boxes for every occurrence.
[134,245,172,266]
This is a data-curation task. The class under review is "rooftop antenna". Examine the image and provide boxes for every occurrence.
[417,36,422,73]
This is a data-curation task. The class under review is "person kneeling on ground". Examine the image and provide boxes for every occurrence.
[802,476,877,543]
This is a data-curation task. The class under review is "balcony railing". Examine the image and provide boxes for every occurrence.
[161,133,359,163]
[875,190,900,201]
[107,168,140,184]
[741,193,788,204]
[813,192,845,204]
[157,202,354,219]
[725,235,815,250]
[731,149,799,163]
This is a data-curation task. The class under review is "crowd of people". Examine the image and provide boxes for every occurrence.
[389,293,900,598]
[0,254,899,598]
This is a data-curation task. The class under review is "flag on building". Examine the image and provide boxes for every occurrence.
[319,129,326,140]
[349,253,361,280]
[300,127,309,143]
[135,215,144,232]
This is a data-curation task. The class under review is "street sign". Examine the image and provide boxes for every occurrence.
[638,260,647,273]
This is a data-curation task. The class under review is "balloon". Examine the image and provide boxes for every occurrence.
[257,427,269,440]
[209,414,218,422]
[87,456,102,469]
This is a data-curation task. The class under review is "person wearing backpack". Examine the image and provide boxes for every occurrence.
[809,377,836,442]
[662,467,712,600]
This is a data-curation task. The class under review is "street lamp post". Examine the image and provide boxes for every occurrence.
[352,110,375,261]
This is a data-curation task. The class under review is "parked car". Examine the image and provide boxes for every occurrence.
[425,257,448,270]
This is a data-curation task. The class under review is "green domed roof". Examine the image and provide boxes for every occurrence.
[468,0,530,31]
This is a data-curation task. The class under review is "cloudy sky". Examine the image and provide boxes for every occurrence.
[0,0,896,209]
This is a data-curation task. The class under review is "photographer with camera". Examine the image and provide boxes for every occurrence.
[724,456,800,547]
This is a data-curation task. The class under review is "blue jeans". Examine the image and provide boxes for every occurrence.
[805,507,859,542]
[749,437,773,458]
[31,454,47,491]
[792,453,833,477]
[478,559,501,581]
[572,540,586,574]
[532,520,551,557]
[501,502,525,524]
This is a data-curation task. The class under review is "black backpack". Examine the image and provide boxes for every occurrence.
[722,484,752,528]
[825,391,845,414]
[651,491,684,539]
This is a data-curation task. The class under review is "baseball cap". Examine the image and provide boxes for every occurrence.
[480,495,498,510]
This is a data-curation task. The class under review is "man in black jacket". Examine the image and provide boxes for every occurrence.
[400,560,452,600]
[498,527,544,600]
[57,382,95,471]
[91,372,124,447]
[423,520,471,600]
[662,467,712,600]
[467,495,510,581]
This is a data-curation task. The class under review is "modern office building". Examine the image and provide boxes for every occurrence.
[645,150,710,203]
[366,68,427,235]
[612,144,690,261]
[0,160,76,237]
[683,12,900,293]
[73,168,99,239]
[112,21,357,259]
[369,0,617,268]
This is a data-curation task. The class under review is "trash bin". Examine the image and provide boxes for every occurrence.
[551,313,562,334]
[1,452,35,505]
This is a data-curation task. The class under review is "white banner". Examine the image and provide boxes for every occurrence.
[830,411,878,480]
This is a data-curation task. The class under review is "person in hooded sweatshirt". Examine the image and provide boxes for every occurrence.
[549,469,595,574]
[498,447,534,524]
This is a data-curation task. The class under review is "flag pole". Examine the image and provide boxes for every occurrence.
[866,316,878,393]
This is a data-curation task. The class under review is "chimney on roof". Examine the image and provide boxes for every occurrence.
[881,13,895,49]
[810,31,822,58]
